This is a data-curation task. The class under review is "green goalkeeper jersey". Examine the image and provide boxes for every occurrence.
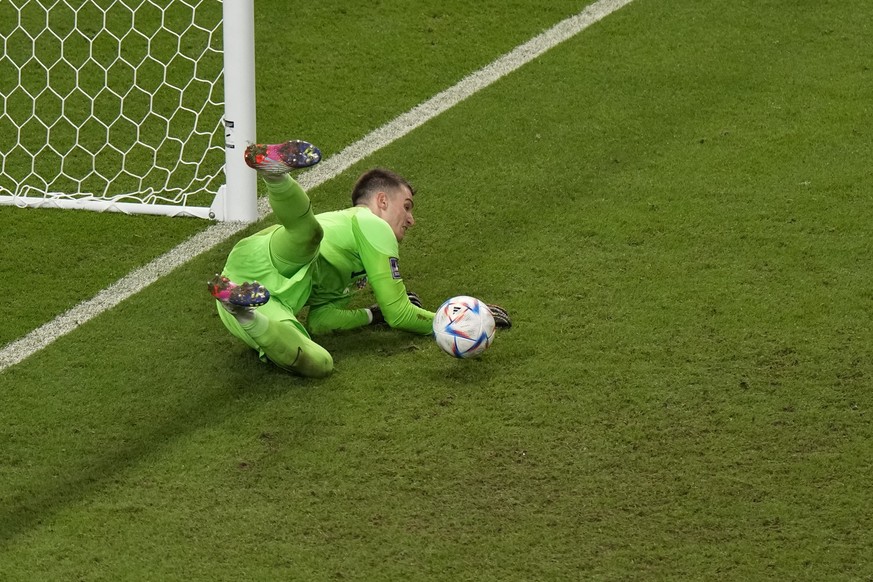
[223,205,433,336]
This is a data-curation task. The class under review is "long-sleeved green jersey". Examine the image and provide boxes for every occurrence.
[223,205,433,337]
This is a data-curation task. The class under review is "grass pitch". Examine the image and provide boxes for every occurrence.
[2,0,872,580]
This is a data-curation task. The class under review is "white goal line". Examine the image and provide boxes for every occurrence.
[0,0,635,372]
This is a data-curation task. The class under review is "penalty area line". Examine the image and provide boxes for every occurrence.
[0,0,635,373]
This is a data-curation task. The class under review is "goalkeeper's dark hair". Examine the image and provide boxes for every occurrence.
[351,168,415,206]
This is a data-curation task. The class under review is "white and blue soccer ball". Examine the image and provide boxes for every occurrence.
[432,296,496,358]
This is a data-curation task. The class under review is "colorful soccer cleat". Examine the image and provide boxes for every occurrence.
[208,274,271,308]
[243,140,322,175]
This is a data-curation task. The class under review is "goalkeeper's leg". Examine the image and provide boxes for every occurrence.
[244,141,324,277]
[235,310,333,378]
[210,275,333,378]
[261,175,324,276]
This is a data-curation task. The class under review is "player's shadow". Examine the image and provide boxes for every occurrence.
[314,326,430,360]
[0,323,479,547]
[320,325,513,387]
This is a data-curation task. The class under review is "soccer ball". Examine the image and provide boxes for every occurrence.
[432,296,496,358]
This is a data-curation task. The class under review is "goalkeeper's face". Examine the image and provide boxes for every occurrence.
[382,186,416,242]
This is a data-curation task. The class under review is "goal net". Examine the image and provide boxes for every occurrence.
[0,0,257,221]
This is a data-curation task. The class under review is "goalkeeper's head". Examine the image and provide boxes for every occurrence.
[352,168,417,242]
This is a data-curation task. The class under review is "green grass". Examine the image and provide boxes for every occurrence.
[0,207,206,346]
[2,0,873,580]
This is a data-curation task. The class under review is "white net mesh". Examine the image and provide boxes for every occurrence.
[0,0,226,212]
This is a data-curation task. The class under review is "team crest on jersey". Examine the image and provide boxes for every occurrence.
[389,257,401,279]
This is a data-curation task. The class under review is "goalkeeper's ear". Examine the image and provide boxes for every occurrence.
[487,304,512,329]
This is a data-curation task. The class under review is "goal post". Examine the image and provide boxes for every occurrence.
[0,0,258,222]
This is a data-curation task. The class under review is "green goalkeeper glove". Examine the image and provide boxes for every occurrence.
[487,303,512,329]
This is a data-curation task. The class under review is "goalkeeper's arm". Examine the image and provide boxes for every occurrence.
[307,292,425,335]
[367,271,433,334]
[355,228,433,334]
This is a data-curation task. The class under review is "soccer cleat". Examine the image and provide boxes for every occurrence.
[243,140,322,175]
[208,274,270,308]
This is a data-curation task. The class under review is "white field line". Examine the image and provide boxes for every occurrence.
[0,0,634,373]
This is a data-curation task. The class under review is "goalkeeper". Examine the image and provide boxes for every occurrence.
[208,139,511,378]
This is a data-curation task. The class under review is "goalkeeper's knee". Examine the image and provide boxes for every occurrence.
[281,345,334,378]
[246,316,334,378]
[260,333,333,378]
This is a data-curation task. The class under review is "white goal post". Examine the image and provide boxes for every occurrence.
[0,0,258,222]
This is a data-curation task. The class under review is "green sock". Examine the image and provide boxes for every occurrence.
[241,313,304,370]
[265,175,313,226]
[240,311,269,335]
